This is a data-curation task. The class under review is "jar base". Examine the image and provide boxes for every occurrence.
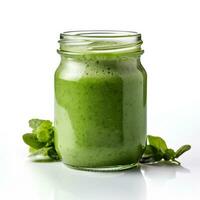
[65,163,139,172]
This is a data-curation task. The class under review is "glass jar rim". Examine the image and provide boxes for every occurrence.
[58,30,143,55]
[60,30,141,39]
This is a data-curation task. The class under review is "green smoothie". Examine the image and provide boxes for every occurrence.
[54,52,147,169]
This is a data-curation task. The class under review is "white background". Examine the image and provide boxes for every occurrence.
[0,0,200,199]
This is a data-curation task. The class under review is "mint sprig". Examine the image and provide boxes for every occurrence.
[22,119,60,160]
[140,135,191,165]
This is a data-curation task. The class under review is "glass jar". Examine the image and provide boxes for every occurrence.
[54,31,147,171]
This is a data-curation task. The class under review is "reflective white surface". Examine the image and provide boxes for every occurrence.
[0,133,199,200]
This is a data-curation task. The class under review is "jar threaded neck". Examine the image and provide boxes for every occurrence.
[58,30,143,55]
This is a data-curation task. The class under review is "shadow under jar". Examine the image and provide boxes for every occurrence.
[54,30,147,171]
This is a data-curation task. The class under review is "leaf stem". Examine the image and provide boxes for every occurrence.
[172,159,181,165]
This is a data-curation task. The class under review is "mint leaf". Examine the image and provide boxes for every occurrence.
[142,145,157,157]
[29,148,48,157]
[175,145,191,158]
[140,145,163,163]
[140,156,156,163]
[23,119,60,161]
[28,119,54,143]
[47,148,60,160]
[140,135,191,165]
[154,150,164,161]
[22,133,46,149]
[34,121,53,142]
[29,119,52,130]
[29,119,43,130]
[148,135,167,153]
[163,148,175,161]
[35,128,52,143]
[29,147,37,153]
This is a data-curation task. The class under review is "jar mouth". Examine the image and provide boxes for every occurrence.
[60,30,140,38]
[58,30,143,55]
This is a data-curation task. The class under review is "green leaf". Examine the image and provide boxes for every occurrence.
[23,119,61,161]
[29,148,48,157]
[29,119,52,130]
[33,121,54,142]
[142,145,157,157]
[140,156,156,163]
[47,148,60,160]
[163,148,175,161]
[140,150,163,163]
[175,145,191,158]
[148,135,168,153]
[34,128,53,143]
[22,133,46,149]
[29,119,43,130]
[140,145,163,163]
[29,147,37,153]
[140,135,191,165]
[154,151,163,161]
[145,145,157,154]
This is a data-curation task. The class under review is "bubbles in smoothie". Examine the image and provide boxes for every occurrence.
[83,58,118,77]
